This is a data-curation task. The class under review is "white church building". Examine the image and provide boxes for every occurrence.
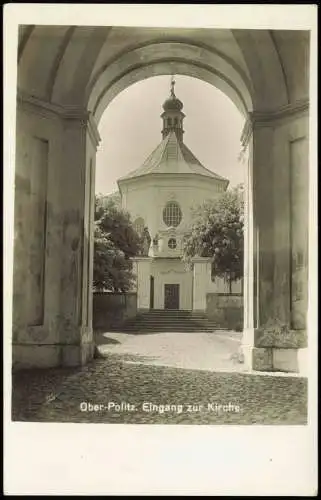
[117,78,240,312]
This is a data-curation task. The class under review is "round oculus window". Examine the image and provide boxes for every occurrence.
[168,238,177,249]
[163,201,182,227]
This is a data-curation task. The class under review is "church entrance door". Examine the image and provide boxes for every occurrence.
[164,284,180,310]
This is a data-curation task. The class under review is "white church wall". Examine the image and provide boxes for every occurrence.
[120,174,238,312]
[120,174,225,248]
[134,258,152,309]
[152,177,224,234]
[121,181,158,238]
[192,258,210,310]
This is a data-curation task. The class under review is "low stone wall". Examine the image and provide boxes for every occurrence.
[206,293,243,330]
[93,292,137,330]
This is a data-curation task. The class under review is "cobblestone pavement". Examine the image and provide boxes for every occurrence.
[12,331,307,425]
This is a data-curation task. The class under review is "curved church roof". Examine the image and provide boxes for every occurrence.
[118,77,229,187]
[118,130,229,183]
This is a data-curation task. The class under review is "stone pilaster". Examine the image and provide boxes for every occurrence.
[132,257,153,310]
[240,101,309,374]
[59,109,100,366]
[12,92,101,368]
[192,257,211,311]
[13,97,66,368]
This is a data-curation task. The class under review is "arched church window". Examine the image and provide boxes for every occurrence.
[133,217,145,236]
[167,118,172,127]
[163,201,182,227]
[174,117,178,126]
[168,238,177,249]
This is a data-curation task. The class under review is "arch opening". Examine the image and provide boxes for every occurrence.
[93,73,247,353]
[91,60,252,127]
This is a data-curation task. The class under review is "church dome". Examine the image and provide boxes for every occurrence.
[162,76,184,111]
[117,75,229,188]
[162,95,183,111]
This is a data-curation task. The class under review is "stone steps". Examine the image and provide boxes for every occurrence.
[107,309,223,333]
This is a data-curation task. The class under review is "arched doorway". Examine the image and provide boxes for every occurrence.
[13,27,310,373]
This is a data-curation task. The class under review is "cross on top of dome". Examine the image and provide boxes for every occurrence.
[162,75,183,112]
[170,75,176,97]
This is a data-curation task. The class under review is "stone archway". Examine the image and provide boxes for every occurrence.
[13,27,310,373]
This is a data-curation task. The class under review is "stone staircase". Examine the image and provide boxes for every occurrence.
[108,309,222,333]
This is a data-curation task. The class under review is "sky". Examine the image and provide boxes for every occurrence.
[95,75,246,196]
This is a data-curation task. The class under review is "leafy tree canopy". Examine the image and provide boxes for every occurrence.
[95,195,142,258]
[93,195,143,292]
[182,184,244,288]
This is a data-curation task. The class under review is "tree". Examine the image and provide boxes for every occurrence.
[93,195,143,292]
[182,185,244,292]
[95,195,142,257]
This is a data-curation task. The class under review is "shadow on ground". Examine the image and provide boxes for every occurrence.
[97,350,160,364]
[94,331,121,345]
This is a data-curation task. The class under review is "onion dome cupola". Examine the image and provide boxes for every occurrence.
[117,75,229,190]
[161,76,185,142]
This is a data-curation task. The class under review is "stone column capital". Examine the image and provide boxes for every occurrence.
[17,90,101,149]
[240,99,309,149]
